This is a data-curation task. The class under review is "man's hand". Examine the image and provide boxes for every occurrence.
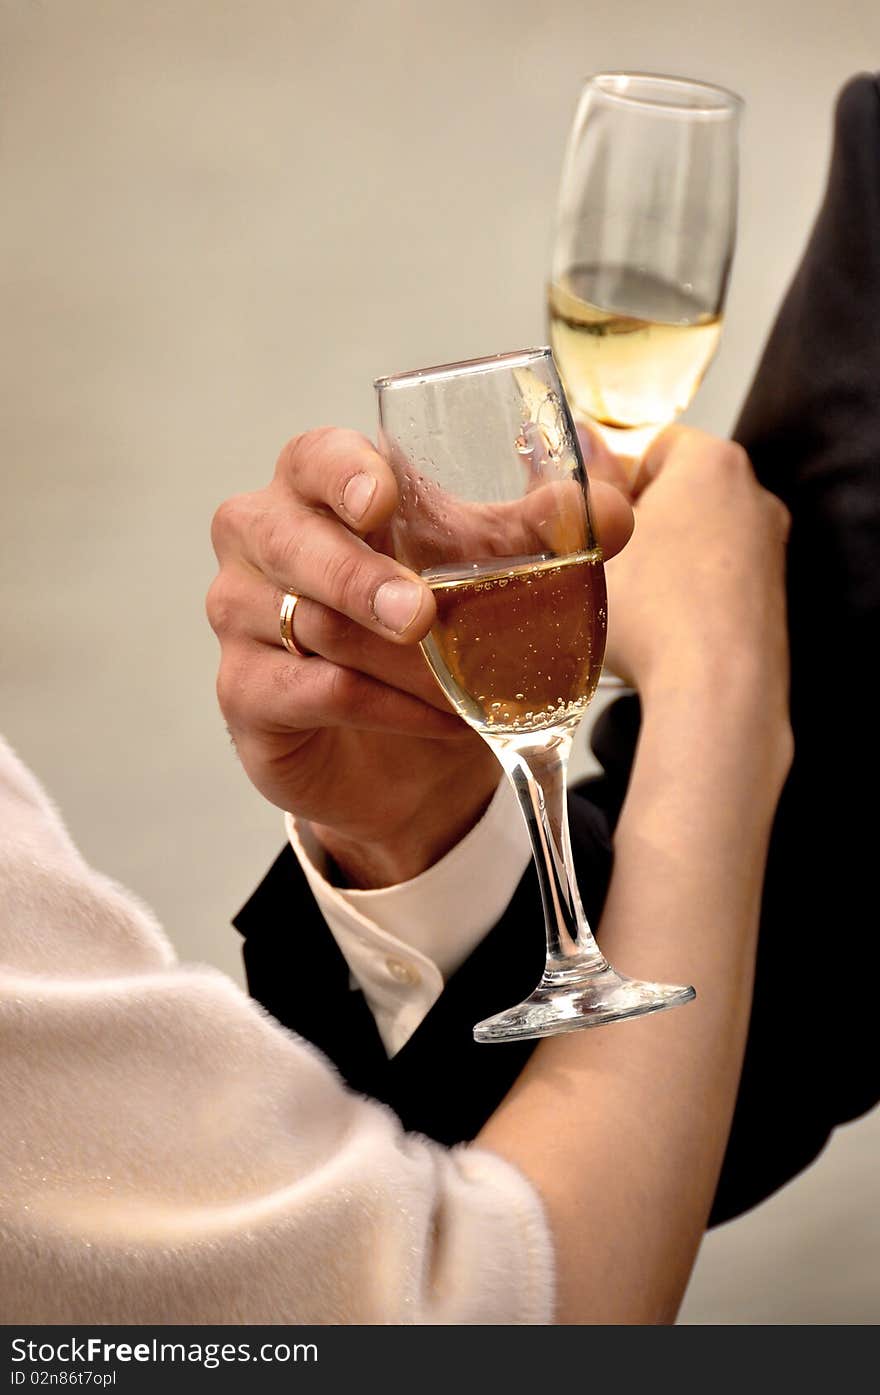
[207,428,633,887]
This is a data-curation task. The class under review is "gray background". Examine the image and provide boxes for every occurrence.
[1,0,877,1323]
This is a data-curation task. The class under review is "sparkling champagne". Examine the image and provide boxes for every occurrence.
[548,264,722,433]
[421,549,606,738]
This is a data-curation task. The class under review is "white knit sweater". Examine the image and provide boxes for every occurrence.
[0,737,553,1324]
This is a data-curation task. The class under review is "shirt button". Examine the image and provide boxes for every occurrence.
[385,957,421,986]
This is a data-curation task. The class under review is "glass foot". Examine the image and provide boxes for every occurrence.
[473,962,695,1044]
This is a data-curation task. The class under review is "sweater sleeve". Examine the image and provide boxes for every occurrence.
[0,737,553,1325]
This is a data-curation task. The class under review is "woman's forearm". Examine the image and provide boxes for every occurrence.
[477,672,793,1324]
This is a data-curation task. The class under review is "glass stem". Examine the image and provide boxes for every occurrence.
[494,730,608,978]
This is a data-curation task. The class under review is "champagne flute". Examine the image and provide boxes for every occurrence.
[375,348,694,1043]
[548,73,742,476]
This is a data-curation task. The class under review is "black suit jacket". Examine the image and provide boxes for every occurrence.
[240,787,613,1145]
[237,75,880,1228]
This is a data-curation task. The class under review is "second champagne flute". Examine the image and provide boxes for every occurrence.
[549,72,742,474]
[376,347,695,1043]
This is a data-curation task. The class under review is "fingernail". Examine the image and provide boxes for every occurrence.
[373,579,423,634]
[342,472,377,521]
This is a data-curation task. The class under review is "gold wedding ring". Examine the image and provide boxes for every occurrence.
[279,590,310,658]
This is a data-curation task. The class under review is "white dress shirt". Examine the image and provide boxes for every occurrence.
[286,776,532,1055]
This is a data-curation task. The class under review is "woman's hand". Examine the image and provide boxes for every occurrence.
[603,426,791,723]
